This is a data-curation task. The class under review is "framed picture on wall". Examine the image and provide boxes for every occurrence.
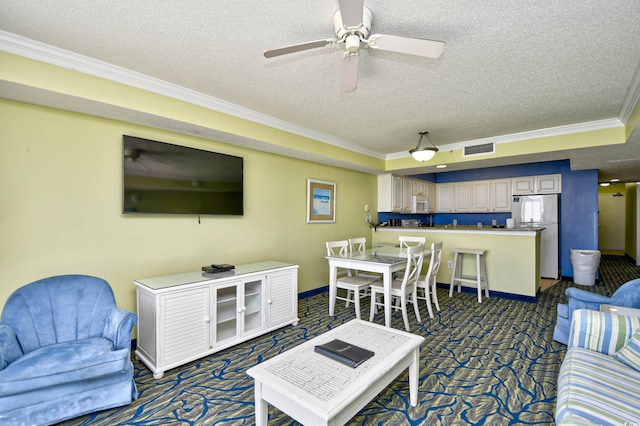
[307,179,336,223]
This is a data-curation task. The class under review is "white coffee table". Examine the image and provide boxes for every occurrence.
[246,319,425,426]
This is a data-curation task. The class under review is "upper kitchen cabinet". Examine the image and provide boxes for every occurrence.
[512,174,561,195]
[425,182,436,212]
[472,181,491,212]
[512,177,535,194]
[378,174,412,212]
[491,179,512,211]
[412,180,426,197]
[453,182,472,212]
[536,174,562,193]
[436,183,453,212]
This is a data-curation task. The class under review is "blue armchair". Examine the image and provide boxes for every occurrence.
[553,278,640,344]
[0,275,138,425]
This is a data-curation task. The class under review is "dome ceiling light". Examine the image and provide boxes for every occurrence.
[409,131,439,162]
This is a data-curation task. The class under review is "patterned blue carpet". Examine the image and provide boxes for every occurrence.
[61,255,639,425]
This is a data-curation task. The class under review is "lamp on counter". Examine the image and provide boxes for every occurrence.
[409,131,439,162]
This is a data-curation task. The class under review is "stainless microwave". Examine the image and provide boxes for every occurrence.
[412,195,429,213]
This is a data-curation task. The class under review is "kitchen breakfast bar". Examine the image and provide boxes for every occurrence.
[371,227,543,299]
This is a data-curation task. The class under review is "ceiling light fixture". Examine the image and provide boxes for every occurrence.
[436,164,447,169]
[410,131,439,162]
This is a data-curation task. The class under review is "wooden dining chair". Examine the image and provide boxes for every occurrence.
[326,240,378,320]
[416,241,443,318]
[369,243,424,331]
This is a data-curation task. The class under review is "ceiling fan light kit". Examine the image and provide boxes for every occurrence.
[263,0,444,92]
[410,131,439,162]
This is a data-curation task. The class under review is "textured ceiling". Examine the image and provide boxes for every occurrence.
[1,0,640,182]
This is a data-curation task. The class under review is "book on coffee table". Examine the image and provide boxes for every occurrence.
[314,339,375,368]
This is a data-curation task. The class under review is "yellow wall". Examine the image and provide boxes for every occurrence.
[0,99,378,313]
[625,183,638,259]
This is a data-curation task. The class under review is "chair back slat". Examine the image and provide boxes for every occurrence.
[401,243,425,292]
[326,240,349,256]
[399,236,426,249]
[349,237,367,254]
[424,241,443,285]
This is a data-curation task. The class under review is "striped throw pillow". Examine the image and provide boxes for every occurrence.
[615,330,640,372]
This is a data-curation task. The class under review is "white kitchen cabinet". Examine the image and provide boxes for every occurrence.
[453,182,472,212]
[491,179,512,211]
[378,174,416,212]
[536,174,562,193]
[436,183,453,212]
[392,176,404,211]
[425,182,436,212]
[472,181,491,212]
[512,174,561,195]
[401,178,413,212]
[412,179,426,197]
[512,177,535,195]
[135,262,298,379]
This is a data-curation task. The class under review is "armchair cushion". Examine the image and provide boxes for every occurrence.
[615,330,640,372]
[0,337,130,396]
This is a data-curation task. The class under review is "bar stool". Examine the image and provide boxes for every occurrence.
[449,249,489,303]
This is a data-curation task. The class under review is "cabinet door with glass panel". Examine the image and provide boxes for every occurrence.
[213,278,264,344]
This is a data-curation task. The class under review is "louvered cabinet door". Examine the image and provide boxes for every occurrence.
[266,269,298,328]
[158,287,211,370]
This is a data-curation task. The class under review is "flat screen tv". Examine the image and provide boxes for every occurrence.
[123,135,243,215]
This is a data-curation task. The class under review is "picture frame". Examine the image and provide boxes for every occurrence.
[307,178,336,223]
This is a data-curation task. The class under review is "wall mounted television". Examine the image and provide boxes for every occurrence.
[123,135,243,215]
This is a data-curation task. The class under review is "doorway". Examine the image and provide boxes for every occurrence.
[598,186,625,255]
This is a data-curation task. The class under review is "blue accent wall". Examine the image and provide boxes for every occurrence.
[380,160,599,278]
[558,165,598,277]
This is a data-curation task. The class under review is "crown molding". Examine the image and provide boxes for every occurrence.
[1,30,634,163]
[618,59,640,125]
[0,30,384,159]
[387,118,624,160]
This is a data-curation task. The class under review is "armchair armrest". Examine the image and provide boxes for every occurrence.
[566,287,612,305]
[103,308,138,351]
[0,324,24,370]
[568,309,640,356]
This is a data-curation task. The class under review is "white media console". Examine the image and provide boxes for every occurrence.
[134,261,299,379]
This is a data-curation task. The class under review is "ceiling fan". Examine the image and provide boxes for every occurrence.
[263,0,445,92]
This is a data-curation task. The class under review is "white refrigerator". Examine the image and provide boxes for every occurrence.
[511,194,559,279]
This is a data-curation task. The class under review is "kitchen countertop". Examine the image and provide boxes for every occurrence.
[375,226,544,234]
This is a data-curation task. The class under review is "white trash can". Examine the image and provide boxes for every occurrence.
[570,249,601,286]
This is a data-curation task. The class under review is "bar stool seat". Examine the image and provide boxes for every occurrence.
[449,248,489,303]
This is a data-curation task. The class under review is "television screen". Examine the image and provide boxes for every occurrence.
[123,135,243,215]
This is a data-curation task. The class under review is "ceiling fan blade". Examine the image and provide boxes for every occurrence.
[338,0,364,28]
[341,53,359,92]
[367,34,445,58]
[264,39,336,58]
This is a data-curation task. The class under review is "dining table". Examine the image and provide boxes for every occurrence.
[326,245,427,328]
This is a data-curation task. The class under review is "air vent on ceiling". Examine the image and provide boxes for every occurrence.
[463,142,495,157]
